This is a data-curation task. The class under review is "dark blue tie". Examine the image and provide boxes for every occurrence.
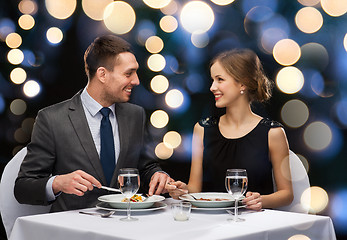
[99,107,115,186]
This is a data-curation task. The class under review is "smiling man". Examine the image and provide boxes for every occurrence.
[14,35,171,212]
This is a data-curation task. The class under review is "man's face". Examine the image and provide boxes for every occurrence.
[103,52,139,104]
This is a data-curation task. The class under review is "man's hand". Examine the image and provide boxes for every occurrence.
[165,181,188,199]
[148,172,173,196]
[52,170,101,196]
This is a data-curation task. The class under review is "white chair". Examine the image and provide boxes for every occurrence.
[0,147,51,239]
[274,150,311,213]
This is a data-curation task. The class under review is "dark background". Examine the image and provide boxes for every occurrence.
[1,0,347,239]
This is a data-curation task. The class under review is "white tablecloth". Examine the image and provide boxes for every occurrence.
[10,199,336,240]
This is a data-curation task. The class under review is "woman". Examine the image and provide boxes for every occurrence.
[167,49,293,210]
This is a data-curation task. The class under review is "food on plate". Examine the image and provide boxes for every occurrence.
[197,198,229,201]
[122,194,143,202]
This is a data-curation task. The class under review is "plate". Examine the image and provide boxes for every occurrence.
[96,201,167,212]
[98,194,165,209]
[179,192,241,208]
[191,204,246,211]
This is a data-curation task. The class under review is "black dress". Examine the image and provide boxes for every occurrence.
[199,116,283,195]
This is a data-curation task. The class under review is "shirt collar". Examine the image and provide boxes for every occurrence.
[80,87,115,117]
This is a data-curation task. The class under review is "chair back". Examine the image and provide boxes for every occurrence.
[274,150,311,213]
[0,147,51,238]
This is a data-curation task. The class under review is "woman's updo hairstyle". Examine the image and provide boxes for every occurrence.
[210,48,273,103]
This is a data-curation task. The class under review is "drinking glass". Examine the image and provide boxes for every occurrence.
[225,169,248,222]
[118,168,140,221]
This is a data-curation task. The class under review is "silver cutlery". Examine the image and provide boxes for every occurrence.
[93,185,121,193]
[79,210,116,218]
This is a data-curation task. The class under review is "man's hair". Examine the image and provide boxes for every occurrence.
[84,35,132,79]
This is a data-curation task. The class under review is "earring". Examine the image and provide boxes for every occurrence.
[240,90,244,95]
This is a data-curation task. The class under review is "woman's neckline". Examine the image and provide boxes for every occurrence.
[217,117,263,140]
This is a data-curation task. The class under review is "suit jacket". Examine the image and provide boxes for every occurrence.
[14,91,162,212]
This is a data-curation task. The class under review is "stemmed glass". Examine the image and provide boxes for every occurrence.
[225,169,248,222]
[118,168,140,221]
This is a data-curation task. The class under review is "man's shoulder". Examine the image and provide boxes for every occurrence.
[39,92,81,114]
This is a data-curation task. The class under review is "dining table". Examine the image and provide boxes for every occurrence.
[9,198,336,240]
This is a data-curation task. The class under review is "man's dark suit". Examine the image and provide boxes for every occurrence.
[14,91,162,212]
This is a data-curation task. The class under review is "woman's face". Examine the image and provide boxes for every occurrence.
[210,61,244,108]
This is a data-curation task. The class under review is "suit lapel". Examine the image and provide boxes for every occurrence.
[68,92,107,184]
[110,103,129,186]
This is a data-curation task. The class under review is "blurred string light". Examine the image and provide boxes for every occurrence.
[276,66,304,94]
[334,98,347,127]
[147,54,166,72]
[150,75,169,94]
[143,0,172,9]
[10,99,27,115]
[18,14,35,30]
[300,43,329,71]
[160,0,179,15]
[103,1,136,34]
[82,0,113,21]
[10,68,27,84]
[0,18,16,41]
[23,80,40,97]
[191,31,209,48]
[46,27,63,44]
[330,190,347,232]
[301,186,329,214]
[180,1,214,33]
[298,0,320,7]
[185,73,204,93]
[300,69,324,98]
[259,14,289,54]
[281,99,309,128]
[163,131,182,149]
[155,142,173,159]
[165,89,184,108]
[288,234,311,240]
[159,15,178,33]
[295,7,323,34]
[273,39,301,66]
[136,20,157,46]
[163,55,179,75]
[7,49,24,65]
[6,33,22,48]
[297,154,310,173]
[344,34,347,52]
[45,0,76,20]
[150,110,169,128]
[242,0,279,15]
[303,121,332,151]
[321,0,347,17]
[18,0,38,15]
[145,36,164,54]
[244,6,274,23]
[210,0,235,6]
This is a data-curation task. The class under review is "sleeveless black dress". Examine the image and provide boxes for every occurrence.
[199,116,283,195]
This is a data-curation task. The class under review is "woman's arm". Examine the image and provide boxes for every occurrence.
[262,127,293,208]
[187,123,205,193]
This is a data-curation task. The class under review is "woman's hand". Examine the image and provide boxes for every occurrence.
[165,181,188,199]
[242,191,262,211]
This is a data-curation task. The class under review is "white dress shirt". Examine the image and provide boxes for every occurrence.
[46,88,120,201]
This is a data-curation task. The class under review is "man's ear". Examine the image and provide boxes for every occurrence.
[96,67,107,83]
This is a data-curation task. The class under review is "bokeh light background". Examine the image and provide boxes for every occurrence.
[1,0,347,238]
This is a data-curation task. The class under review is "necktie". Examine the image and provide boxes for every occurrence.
[99,107,115,186]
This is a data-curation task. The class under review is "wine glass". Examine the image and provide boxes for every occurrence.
[225,169,248,222]
[118,168,140,221]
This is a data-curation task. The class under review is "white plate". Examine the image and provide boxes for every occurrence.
[191,204,246,211]
[179,192,241,208]
[98,194,165,209]
[96,202,167,212]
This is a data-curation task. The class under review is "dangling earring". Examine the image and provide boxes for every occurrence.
[240,90,244,95]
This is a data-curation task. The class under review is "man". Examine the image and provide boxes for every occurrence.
[14,35,171,212]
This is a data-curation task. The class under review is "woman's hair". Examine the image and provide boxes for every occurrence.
[210,48,273,103]
[84,35,132,79]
